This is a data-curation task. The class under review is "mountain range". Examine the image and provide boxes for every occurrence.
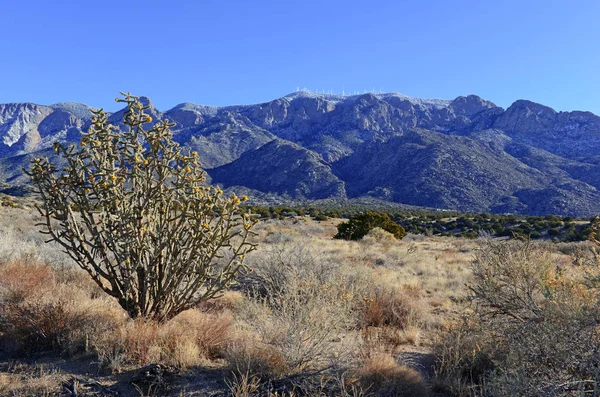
[2,91,600,217]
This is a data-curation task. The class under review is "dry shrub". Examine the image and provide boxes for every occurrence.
[0,254,234,371]
[1,297,83,352]
[0,258,120,354]
[164,309,234,361]
[0,257,54,303]
[356,353,427,397]
[232,242,361,380]
[240,242,342,299]
[469,238,555,322]
[118,320,162,366]
[361,326,421,354]
[0,363,64,397]
[402,326,421,347]
[359,286,420,331]
[95,309,234,371]
[225,333,291,380]
[433,238,600,396]
[362,227,397,248]
[354,280,425,351]
[197,290,244,313]
[432,317,493,396]
[232,287,357,379]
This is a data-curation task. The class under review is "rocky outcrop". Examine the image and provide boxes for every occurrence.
[209,139,346,200]
[494,100,600,158]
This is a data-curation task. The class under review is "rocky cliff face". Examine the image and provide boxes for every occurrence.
[2,91,600,216]
[0,102,91,155]
[210,139,346,199]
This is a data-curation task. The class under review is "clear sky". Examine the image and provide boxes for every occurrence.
[1,0,599,113]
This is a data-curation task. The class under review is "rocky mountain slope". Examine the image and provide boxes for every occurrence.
[2,91,600,216]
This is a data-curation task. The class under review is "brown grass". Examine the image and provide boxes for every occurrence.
[433,238,600,396]
[9,209,578,396]
[94,309,235,371]
[359,286,419,330]
[0,363,65,397]
[0,257,119,354]
[0,252,234,371]
[356,353,427,397]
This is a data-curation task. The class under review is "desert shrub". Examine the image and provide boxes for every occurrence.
[468,238,554,322]
[548,227,560,236]
[356,353,427,397]
[27,93,257,322]
[94,308,234,371]
[432,317,493,395]
[433,237,600,396]
[0,258,123,355]
[359,286,418,330]
[0,195,17,208]
[164,308,234,361]
[0,257,54,303]
[231,242,361,380]
[239,242,342,299]
[0,295,85,353]
[196,290,244,313]
[225,335,290,380]
[0,254,235,370]
[335,212,406,241]
[361,227,397,247]
[231,282,359,380]
[359,286,423,352]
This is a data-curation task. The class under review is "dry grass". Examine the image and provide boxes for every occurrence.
[2,207,592,395]
[0,210,476,395]
[226,369,261,397]
[93,309,235,372]
[355,353,427,397]
[0,363,65,397]
[230,242,362,380]
[433,237,600,396]
[0,257,122,355]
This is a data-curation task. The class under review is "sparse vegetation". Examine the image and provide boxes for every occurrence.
[0,206,471,395]
[248,204,596,241]
[1,191,599,395]
[433,236,600,396]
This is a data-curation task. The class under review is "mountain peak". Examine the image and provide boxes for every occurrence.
[451,95,497,108]
[507,99,557,115]
[138,96,154,109]
[450,95,499,117]
[49,102,93,119]
[282,90,452,109]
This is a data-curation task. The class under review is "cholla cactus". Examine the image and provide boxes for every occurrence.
[27,93,257,322]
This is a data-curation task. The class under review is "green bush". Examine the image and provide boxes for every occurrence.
[334,212,406,241]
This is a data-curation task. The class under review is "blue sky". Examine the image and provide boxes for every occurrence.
[1,0,599,112]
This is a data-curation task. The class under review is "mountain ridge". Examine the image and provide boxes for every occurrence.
[1,91,600,217]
